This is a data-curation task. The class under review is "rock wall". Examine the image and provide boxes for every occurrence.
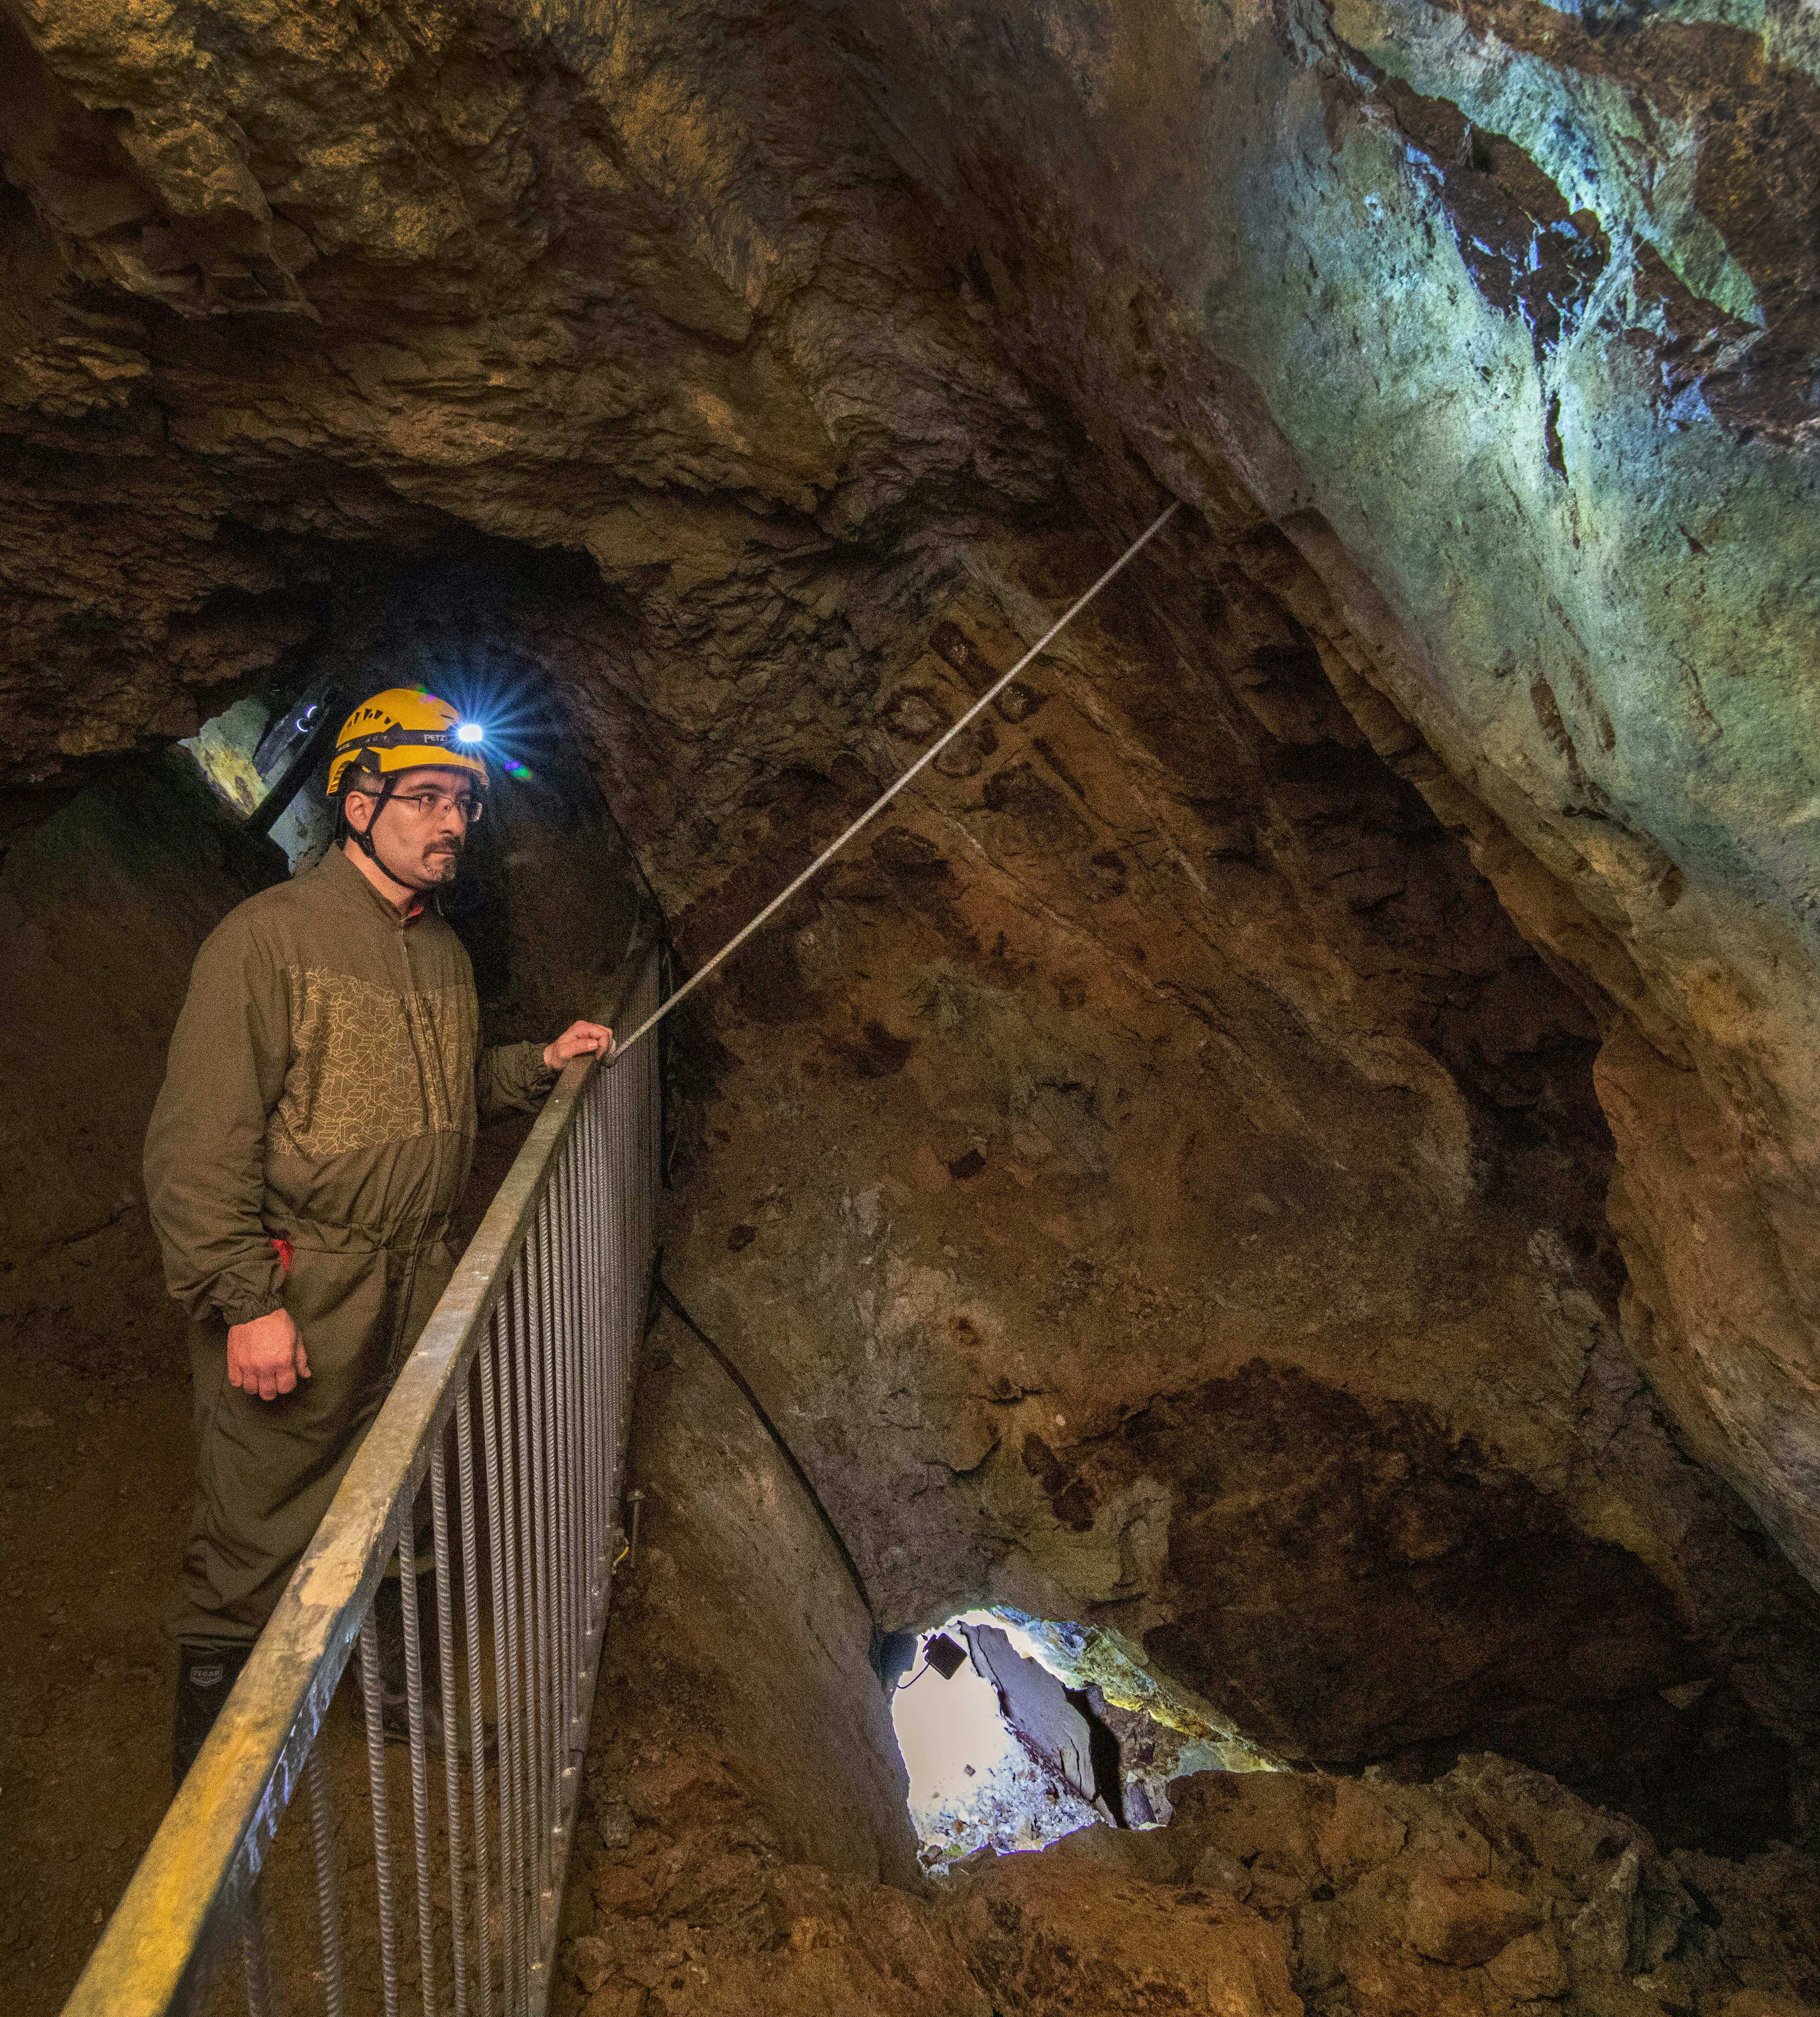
[821,0,1820,1586]
[1041,1754,1820,2017]
[0,756,286,1329]
[575,1348,1820,2016]
[581,1312,923,1935]
[638,522,1820,1849]
[2,0,1819,1877]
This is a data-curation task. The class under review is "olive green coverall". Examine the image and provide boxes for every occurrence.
[145,843,555,1647]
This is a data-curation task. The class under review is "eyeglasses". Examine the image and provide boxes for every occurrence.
[389,789,485,823]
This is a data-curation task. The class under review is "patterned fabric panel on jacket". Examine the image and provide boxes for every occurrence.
[274,967,479,1158]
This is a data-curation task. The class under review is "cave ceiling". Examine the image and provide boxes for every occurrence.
[4,0,1820,1842]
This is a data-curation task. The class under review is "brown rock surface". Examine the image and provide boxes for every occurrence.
[570,1325,1820,2017]
[0,756,284,1322]
[1485,1929,1568,2001]
[5,0,1820,2002]
[1404,1866,1540,1966]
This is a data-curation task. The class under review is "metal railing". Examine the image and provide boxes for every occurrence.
[66,946,662,2017]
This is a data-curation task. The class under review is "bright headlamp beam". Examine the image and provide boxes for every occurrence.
[455,723,485,744]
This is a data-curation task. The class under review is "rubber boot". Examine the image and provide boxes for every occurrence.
[173,1640,254,1789]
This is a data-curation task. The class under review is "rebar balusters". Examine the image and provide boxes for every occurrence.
[549,1152,575,1764]
[556,1169,575,1793]
[557,1158,579,1780]
[610,1057,633,1500]
[530,1207,557,1933]
[513,1300,541,2016]
[482,1312,525,2015]
[304,1744,346,2017]
[631,1031,649,1407]
[358,1602,401,2017]
[567,1142,588,1771]
[543,1202,566,1919]
[396,1535,437,2015]
[602,1058,622,1563]
[595,1072,614,1602]
[553,1170,573,1767]
[455,1386,493,2017]
[241,1878,277,2017]
[582,1083,605,1628]
[589,1080,606,1561]
[604,1069,621,1572]
[516,1249,545,1991]
[430,1445,470,2017]
[569,1138,589,1737]
[512,1251,546,1959]
[564,1139,587,1737]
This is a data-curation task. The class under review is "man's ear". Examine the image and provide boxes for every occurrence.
[342,790,372,835]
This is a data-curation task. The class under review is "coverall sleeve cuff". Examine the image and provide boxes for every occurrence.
[479,1039,559,1119]
[217,1289,287,1328]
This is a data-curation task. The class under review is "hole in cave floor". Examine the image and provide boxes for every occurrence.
[885,1609,1278,1876]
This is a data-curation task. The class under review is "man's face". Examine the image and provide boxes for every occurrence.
[344,765,481,889]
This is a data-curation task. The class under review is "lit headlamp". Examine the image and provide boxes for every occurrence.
[337,722,485,757]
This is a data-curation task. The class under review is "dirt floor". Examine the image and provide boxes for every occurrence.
[0,1279,194,2012]
[0,1111,535,2016]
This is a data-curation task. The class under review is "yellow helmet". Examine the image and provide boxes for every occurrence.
[325,687,489,798]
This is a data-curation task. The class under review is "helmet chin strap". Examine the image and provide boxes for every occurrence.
[345,776,423,900]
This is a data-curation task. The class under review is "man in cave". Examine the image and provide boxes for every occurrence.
[144,685,614,1784]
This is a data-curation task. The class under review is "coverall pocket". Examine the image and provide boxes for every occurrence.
[283,1245,393,1398]
[181,1246,397,1643]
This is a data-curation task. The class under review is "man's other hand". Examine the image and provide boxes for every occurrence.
[227,1308,310,1402]
[543,1021,615,1071]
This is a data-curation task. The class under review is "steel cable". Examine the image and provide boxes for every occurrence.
[607,500,1180,1061]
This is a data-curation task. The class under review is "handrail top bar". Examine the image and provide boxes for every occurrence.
[61,942,661,2017]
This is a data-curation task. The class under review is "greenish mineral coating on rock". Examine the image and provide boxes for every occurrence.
[974,1608,1283,1773]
